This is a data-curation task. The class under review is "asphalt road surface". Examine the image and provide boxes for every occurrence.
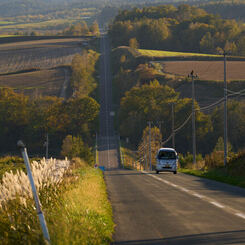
[105,170,245,245]
[98,34,119,169]
[98,34,245,245]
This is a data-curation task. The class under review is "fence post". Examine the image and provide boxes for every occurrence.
[17,140,51,244]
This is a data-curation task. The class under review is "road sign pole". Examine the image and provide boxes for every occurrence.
[17,141,51,244]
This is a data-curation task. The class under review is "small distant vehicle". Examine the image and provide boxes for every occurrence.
[155,148,178,174]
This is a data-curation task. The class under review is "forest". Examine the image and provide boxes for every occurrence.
[109,4,245,55]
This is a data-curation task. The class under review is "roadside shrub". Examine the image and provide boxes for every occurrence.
[204,151,224,169]
[61,135,94,164]
[179,153,203,169]
[227,150,245,176]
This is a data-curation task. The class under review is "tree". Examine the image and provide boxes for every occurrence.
[90,21,100,36]
[129,37,139,49]
[71,50,99,97]
[61,135,94,164]
[200,32,214,53]
[213,137,232,153]
[64,96,99,141]
[138,126,162,169]
[119,81,178,144]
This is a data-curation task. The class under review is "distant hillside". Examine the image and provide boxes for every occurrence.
[200,1,245,20]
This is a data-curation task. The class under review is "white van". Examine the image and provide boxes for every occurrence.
[156,148,178,174]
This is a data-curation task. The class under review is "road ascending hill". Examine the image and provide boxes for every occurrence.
[98,34,119,169]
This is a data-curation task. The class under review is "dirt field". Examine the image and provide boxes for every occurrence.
[0,38,87,74]
[160,61,245,81]
[0,67,70,97]
[0,37,87,96]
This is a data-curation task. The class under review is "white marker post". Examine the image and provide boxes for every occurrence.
[17,140,51,244]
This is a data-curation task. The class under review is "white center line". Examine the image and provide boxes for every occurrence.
[142,171,245,222]
[235,213,245,220]
[210,201,225,209]
[193,193,205,199]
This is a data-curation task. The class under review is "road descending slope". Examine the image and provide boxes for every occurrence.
[105,170,245,245]
[99,35,245,244]
[98,34,119,169]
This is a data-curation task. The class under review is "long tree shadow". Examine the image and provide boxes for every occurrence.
[113,230,245,245]
[191,175,245,198]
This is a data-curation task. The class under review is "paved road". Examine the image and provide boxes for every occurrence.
[105,170,245,245]
[98,34,119,169]
[98,34,245,244]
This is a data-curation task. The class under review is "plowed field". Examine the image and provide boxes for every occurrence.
[0,37,87,96]
[160,61,245,81]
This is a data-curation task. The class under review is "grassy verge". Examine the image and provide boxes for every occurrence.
[48,163,114,244]
[0,158,114,244]
[179,168,245,188]
[120,145,141,170]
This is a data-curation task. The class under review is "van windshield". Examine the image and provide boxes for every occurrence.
[158,150,176,160]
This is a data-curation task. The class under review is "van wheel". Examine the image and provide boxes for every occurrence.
[156,171,159,174]
[173,171,177,174]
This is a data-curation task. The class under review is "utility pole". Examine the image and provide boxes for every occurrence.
[171,103,175,149]
[148,121,152,171]
[188,71,198,164]
[223,51,228,167]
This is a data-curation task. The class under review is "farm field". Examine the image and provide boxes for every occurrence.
[159,60,245,81]
[0,37,87,96]
[0,68,69,97]
[0,38,87,74]
[138,49,221,58]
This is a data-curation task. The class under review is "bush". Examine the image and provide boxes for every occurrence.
[227,150,245,176]
[204,151,224,169]
[179,153,203,169]
[61,135,94,164]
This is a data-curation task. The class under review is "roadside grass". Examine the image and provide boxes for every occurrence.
[48,163,114,245]
[120,145,141,170]
[179,151,245,188]
[0,158,114,244]
[137,49,221,58]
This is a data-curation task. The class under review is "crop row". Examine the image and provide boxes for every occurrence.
[0,46,82,74]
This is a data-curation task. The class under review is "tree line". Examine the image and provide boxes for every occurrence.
[62,21,100,36]
[0,48,100,161]
[109,4,245,56]
[0,88,99,158]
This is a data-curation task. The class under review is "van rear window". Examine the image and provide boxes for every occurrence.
[158,151,176,160]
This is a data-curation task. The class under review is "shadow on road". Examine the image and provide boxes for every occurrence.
[105,170,143,176]
[113,230,245,245]
[192,176,245,198]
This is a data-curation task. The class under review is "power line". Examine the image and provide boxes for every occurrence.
[174,113,192,133]
[197,97,225,111]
